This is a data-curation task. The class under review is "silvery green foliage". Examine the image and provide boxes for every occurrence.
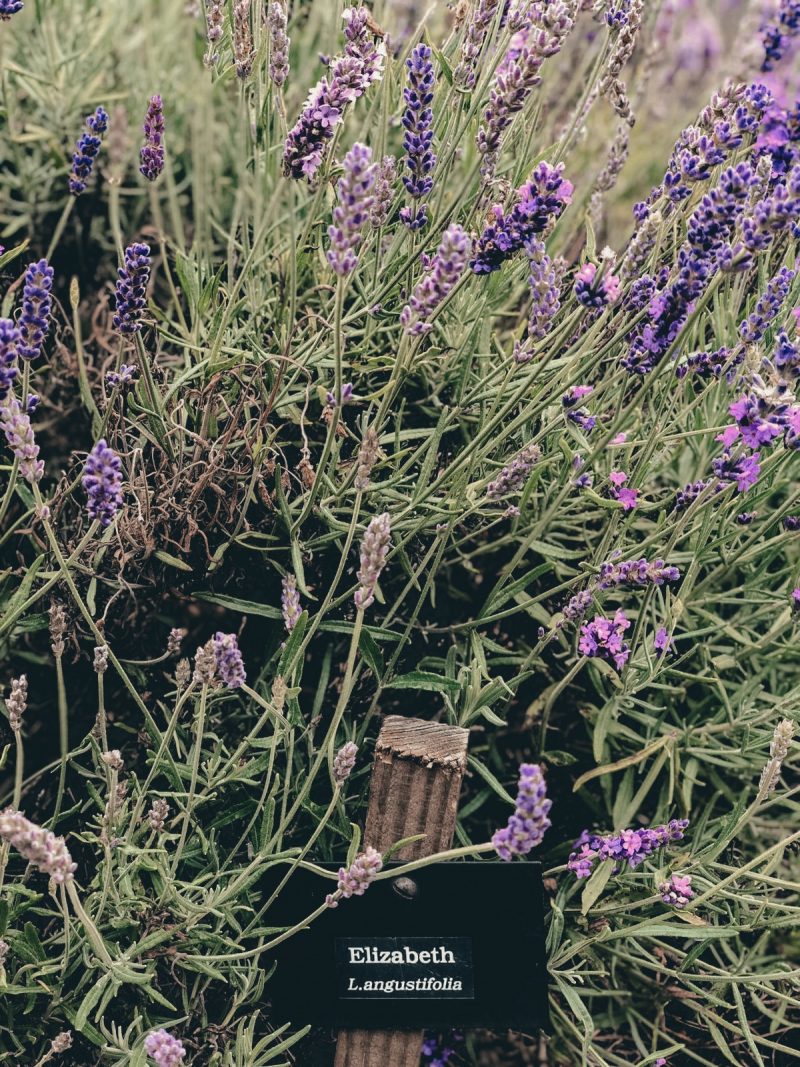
[0,2,798,1064]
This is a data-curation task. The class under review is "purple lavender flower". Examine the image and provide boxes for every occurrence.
[741,165,800,254]
[17,259,54,362]
[523,237,561,342]
[0,396,43,484]
[712,450,761,493]
[69,106,109,195]
[268,1,290,88]
[0,808,76,883]
[455,0,502,89]
[139,95,165,182]
[105,364,139,390]
[476,5,574,174]
[607,470,638,511]
[326,846,383,906]
[471,162,573,274]
[401,226,469,337]
[212,632,246,688]
[0,1,23,20]
[486,443,540,499]
[281,573,301,632]
[83,439,123,526]
[579,609,631,671]
[654,627,675,656]
[399,43,436,231]
[327,143,376,276]
[144,1029,186,1067]
[574,262,621,309]
[659,873,694,908]
[0,319,20,401]
[400,224,472,335]
[728,380,790,447]
[568,819,689,879]
[676,345,741,381]
[597,556,681,589]
[761,0,800,71]
[674,479,710,511]
[113,243,151,335]
[492,763,552,860]
[333,740,358,786]
[421,1032,462,1067]
[370,155,397,227]
[775,330,800,376]
[624,162,757,374]
[283,8,385,181]
[562,385,595,433]
[740,266,796,344]
[355,512,391,609]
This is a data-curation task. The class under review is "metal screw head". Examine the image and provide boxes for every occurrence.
[392,875,418,901]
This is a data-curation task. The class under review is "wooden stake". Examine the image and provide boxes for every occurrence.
[334,715,469,1067]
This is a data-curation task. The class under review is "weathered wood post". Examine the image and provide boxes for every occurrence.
[334,715,470,1067]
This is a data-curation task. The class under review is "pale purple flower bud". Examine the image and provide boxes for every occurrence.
[148,797,170,832]
[144,1029,186,1067]
[212,632,246,688]
[493,764,552,860]
[326,846,383,906]
[659,873,694,908]
[327,142,377,275]
[400,224,472,335]
[355,512,391,609]
[333,741,358,786]
[758,718,794,798]
[455,0,502,90]
[486,443,540,499]
[1,395,44,484]
[233,0,254,79]
[370,155,397,227]
[204,1,224,67]
[5,675,27,732]
[50,1031,73,1054]
[93,644,109,674]
[281,573,302,632]
[355,426,380,489]
[0,808,77,883]
[268,1,290,88]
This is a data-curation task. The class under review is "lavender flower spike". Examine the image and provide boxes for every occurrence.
[399,43,436,231]
[69,106,109,196]
[0,396,43,484]
[327,143,377,276]
[283,8,385,181]
[486,443,540,499]
[18,259,54,362]
[455,0,502,89]
[212,632,246,688]
[281,573,302,632]
[233,0,255,80]
[493,764,552,860]
[326,846,383,906]
[267,1,290,89]
[333,741,358,786]
[0,1,24,20]
[139,95,165,182]
[83,439,123,527]
[400,224,472,335]
[0,808,77,883]
[0,319,20,401]
[113,242,151,335]
[355,512,391,609]
[144,1029,186,1067]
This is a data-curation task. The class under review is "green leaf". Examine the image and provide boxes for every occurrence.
[467,756,515,804]
[193,592,282,619]
[358,627,384,677]
[74,973,111,1032]
[580,860,614,915]
[384,671,460,693]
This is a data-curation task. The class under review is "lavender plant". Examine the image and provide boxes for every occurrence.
[0,1,799,1065]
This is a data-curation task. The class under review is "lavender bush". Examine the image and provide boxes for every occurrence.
[0,2,799,1065]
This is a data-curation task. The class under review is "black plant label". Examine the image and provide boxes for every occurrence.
[263,862,547,1030]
